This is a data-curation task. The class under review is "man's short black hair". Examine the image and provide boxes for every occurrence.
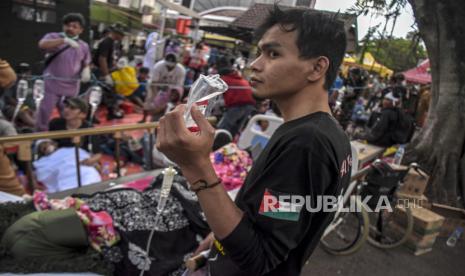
[139,67,150,74]
[165,53,177,63]
[255,6,347,90]
[62,13,86,27]
[64,97,89,114]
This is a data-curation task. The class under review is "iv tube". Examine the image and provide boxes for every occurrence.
[140,167,177,276]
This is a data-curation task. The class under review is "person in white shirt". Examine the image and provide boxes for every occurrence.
[141,53,186,122]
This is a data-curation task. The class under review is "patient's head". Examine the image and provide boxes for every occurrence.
[36,139,57,158]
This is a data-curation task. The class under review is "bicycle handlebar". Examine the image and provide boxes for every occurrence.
[350,165,372,181]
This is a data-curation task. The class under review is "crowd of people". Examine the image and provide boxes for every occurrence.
[330,68,431,147]
[0,6,437,276]
[0,12,431,198]
[0,12,261,196]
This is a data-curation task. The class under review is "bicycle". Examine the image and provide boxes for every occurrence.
[363,161,418,249]
[319,166,371,255]
[320,159,417,254]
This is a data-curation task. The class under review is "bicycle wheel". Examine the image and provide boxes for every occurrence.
[367,204,414,249]
[320,197,370,255]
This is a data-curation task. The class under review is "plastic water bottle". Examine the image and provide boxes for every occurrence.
[33,79,44,108]
[88,86,102,119]
[446,227,463,247]
[393,145,405,165]
[16,80,28,102]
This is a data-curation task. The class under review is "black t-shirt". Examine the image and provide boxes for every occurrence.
[364,107,400,147]
[92,37,114,70]
[208,112,352,276]
[48,118,102,154]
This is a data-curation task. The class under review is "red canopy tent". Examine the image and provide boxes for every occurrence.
[402,59,432,84]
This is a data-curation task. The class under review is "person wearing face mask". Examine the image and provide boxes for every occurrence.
[35,139,57,158]
[140,53,186,122]
[35,13,92,131]
[33,138,102,193]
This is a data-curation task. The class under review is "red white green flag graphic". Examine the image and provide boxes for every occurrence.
[259,189,303,222]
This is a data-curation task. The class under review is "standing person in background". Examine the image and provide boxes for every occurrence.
[216,55,256,137]
[185,42,206,80]
[92,23,126,119]
[35,13,91,131]
[143,32,160,75]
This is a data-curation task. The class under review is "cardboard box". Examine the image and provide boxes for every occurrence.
[395,206,445,236]
[404,231,440,256]
[390,222,438,256]
[398,167,429,197]
[411,206,445,234]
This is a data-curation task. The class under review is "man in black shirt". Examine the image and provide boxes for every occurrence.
[92,23,125,84]
[358,92,401,147]
[92,23,126,120]
[49,97,102,166]
[156,6,351,276]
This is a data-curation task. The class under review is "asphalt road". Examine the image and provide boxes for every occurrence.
[303,236,464,276]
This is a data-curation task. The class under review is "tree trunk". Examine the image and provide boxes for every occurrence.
[404,0,465,207]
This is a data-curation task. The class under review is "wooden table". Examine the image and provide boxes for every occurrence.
[351,140,385,169]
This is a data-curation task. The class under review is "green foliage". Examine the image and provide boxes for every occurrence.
[350,0,407,16]
[364,37,427,72]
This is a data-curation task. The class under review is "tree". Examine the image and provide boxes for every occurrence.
[366,37,427,72]
[352,0,465,207]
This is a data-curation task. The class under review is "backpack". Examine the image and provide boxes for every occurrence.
[392,109,415,144]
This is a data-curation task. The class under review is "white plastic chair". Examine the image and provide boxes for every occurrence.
[213,129,233,151]
[237,114,284,150]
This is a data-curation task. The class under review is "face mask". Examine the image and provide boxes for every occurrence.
[61,32,79,40]
[165,61,176,68]
[45,145,56,155]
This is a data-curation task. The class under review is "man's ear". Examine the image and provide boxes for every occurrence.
[306,56,329,83]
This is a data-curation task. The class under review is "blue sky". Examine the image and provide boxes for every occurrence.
[315,0,416,40]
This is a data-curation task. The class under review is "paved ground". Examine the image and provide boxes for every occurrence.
[303,236,464,276]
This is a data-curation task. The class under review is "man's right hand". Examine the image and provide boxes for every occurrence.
[63,37,79,48]
[194,232,215,255]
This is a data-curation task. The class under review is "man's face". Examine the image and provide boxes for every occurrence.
[63,105,86,121]
[250,25,313,100]
[165,60,176,71]
[63,21,83,38]
[139,72,149,81]
[382,98,393,108]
